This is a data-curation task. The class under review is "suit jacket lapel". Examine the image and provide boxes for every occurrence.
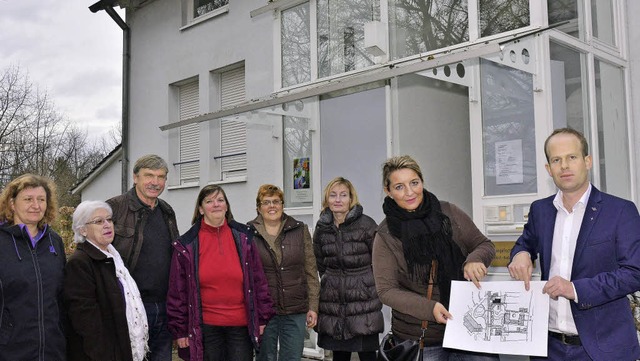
[573,187,602,270]
[541,197,557,278]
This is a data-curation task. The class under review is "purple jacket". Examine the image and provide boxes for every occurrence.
[166,218,275,361]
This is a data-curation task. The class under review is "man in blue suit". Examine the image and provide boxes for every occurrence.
[509,127,640,360]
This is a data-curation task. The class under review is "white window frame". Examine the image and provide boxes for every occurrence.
[540,0,634,201]
[181,0,229,29]
[273,0,543,92]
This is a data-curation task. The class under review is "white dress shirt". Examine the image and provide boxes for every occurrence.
[547,184,591,335]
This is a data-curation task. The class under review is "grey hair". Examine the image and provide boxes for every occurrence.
[133,154,169,175]
[72,200,113,243]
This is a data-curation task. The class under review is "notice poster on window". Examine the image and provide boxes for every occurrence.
[292,157,312,203]
[495,139,524,185]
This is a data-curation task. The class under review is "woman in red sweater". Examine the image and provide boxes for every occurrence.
[167,185,274,361]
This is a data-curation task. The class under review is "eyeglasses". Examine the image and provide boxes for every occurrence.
[260,199,283,206]
[85,217,114,226]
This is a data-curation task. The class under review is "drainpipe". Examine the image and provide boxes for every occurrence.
[89,0,130,193]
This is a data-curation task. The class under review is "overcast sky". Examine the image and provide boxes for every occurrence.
[0,0,124,145]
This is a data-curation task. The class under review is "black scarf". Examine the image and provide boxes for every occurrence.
[382,189,465,308]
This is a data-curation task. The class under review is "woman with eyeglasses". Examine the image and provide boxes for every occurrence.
[0,174,66,360]
[313,177,383,361]
[64,200,148,361]
[167,185,274,361]
[248,184,320,361]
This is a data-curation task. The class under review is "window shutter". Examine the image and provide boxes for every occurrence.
[220,67,247,179]
[179,81,200,184]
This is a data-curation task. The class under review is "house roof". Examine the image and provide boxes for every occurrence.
[71,144,123,195]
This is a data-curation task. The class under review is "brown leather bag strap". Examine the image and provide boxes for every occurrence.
[426,263,435,300]
[419,260,437,350]
[426,260,437,301]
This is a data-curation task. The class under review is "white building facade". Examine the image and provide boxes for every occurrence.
[88,0,640,357]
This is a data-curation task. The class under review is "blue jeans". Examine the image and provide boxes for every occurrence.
[202,324,254,361]
[421,345,499,361]
[256,313,306,361]
[144,302,173,361]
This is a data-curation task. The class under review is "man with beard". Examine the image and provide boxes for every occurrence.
[107,154,180,361]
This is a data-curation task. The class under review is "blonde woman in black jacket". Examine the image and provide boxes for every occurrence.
[313,177,383,361]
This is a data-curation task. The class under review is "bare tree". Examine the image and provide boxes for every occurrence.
[104,122,122,150]
[317,0,378,77]
[391,0,469,58]
[281,3,312,87]
[283,116,311,158]
[391,0,530,58]
[548,0,578,25]
[479,0,529,37]
[280,0,379,86]
[0,65,110,206]
[0,65,37,181]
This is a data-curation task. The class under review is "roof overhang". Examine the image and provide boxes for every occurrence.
[71,145,123,195]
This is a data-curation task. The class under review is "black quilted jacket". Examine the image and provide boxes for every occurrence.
[312,204,384,340]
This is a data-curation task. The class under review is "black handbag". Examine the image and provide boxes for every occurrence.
[377,261,436,361]
[377,332,421,361]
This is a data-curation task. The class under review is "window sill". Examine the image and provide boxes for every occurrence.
[167,182,200,190]
[250,0,306,18]
[284,206,313,215]
[207,176,248,185]
[181,5,229,31]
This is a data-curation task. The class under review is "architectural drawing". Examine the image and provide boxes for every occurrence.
[444,281,548,357]
[462,290,533,342]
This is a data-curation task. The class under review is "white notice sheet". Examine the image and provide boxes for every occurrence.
[443,281,549,357]
[495,139,524,185]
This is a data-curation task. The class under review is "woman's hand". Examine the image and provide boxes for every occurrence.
[177,337,189,348]
[463,261,488,289]
[432,302,452,324]
[259,325,266,335]
[306,310,317,328]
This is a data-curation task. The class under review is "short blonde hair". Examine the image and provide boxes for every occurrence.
[381,155,424,191]
[0,174,58,229]
[322,177,359,210]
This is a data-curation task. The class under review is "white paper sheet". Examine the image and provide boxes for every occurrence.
[443,281,549,357]
[495,139,524,185]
